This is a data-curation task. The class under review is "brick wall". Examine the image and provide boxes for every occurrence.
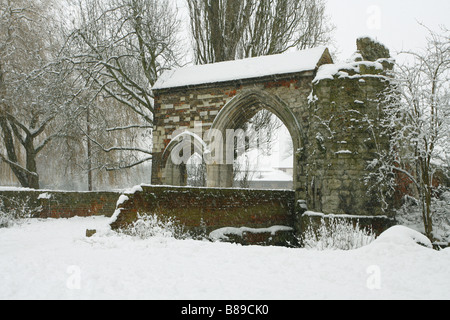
[0,189,121,218]
[1,187,398,246]
[110,185,296,236]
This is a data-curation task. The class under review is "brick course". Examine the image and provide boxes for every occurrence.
[0,190,120,218]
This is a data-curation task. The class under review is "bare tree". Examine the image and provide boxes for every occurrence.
[241,0,333,57]
[0,0,76,189]
[187,0,333,173]
[63,0,183,170]
[187,0,254,64]
[187,0,334,64]
[372,25,450,240]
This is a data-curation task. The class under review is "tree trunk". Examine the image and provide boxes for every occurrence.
[420,159,434,241]
[0,117,40,189]
[24,136,40,189]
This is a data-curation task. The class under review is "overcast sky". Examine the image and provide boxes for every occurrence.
[176,0,449,63]
[326,0,449,61]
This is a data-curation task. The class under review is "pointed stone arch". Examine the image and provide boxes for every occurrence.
[160,131,207,186]
[206,89,303,189]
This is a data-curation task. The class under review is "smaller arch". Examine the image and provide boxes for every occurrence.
[162,130,207,164]
[161,131,207,186]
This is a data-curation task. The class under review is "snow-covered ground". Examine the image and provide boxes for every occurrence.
[0,217,449,300]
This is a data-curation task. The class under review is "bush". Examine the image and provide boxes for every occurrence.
[396,189,450,243]
[119,213,191,240]
[0,198,33,229]
[302,217,376,250]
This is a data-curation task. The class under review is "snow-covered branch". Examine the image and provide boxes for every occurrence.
[367,25,449,240]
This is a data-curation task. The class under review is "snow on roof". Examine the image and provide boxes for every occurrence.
[153,47,330,90]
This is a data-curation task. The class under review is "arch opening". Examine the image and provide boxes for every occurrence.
[233,110,294,190]
[186,152,207,187]
[161,131,207,187]
[207,89,303,190]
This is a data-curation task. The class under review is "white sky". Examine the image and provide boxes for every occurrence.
[174,0,450,170]
[176,0,449,63]
[326,0,450,61]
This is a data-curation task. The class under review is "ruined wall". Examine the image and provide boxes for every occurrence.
[306,59,393,216]
[151,40,395,218]
[0,189,120,218]
[110,185,296,237]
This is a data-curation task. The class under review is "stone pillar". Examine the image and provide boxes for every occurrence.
[308,67,392,216]
[151,153,163,185]
[207,164,234,188]
[163,164,178,186]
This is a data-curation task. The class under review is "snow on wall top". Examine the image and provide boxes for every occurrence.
[152,47,330,90]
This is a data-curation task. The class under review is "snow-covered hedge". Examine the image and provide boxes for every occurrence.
[302,217,376,251]
[372,225,433,248]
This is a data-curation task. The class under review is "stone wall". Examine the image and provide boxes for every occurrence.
[151,72,318,157]
[306,62,392,216]
[109,185,397,245]
[152,42,395,218]
[0,189,120,218]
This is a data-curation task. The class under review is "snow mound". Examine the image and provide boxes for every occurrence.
[372,225,433,248]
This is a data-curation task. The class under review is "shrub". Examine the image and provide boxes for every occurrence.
[302,217,376,250]
[0,198,33,229]
[396,189,450,243]
[119,213,191,240]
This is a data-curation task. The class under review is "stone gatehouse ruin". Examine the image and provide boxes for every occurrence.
[151,38,394,218]
[0,38,398,245]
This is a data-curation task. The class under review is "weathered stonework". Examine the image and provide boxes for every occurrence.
[307,71,392,216]
[151,41,395,220]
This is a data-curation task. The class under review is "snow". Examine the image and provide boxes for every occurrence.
[152,47,328,90]
[312,60,385,84]
[116,195,129,207]
[372,225,433,249]
[274,155,294,170]
[0,217,449,300]
[37,193,52,200]
[123,185,144,195]
[251,169,293,182]
[209,226,293,242]
[335,150,353,155]
[0,187,36,192]
[304,211,391,220]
